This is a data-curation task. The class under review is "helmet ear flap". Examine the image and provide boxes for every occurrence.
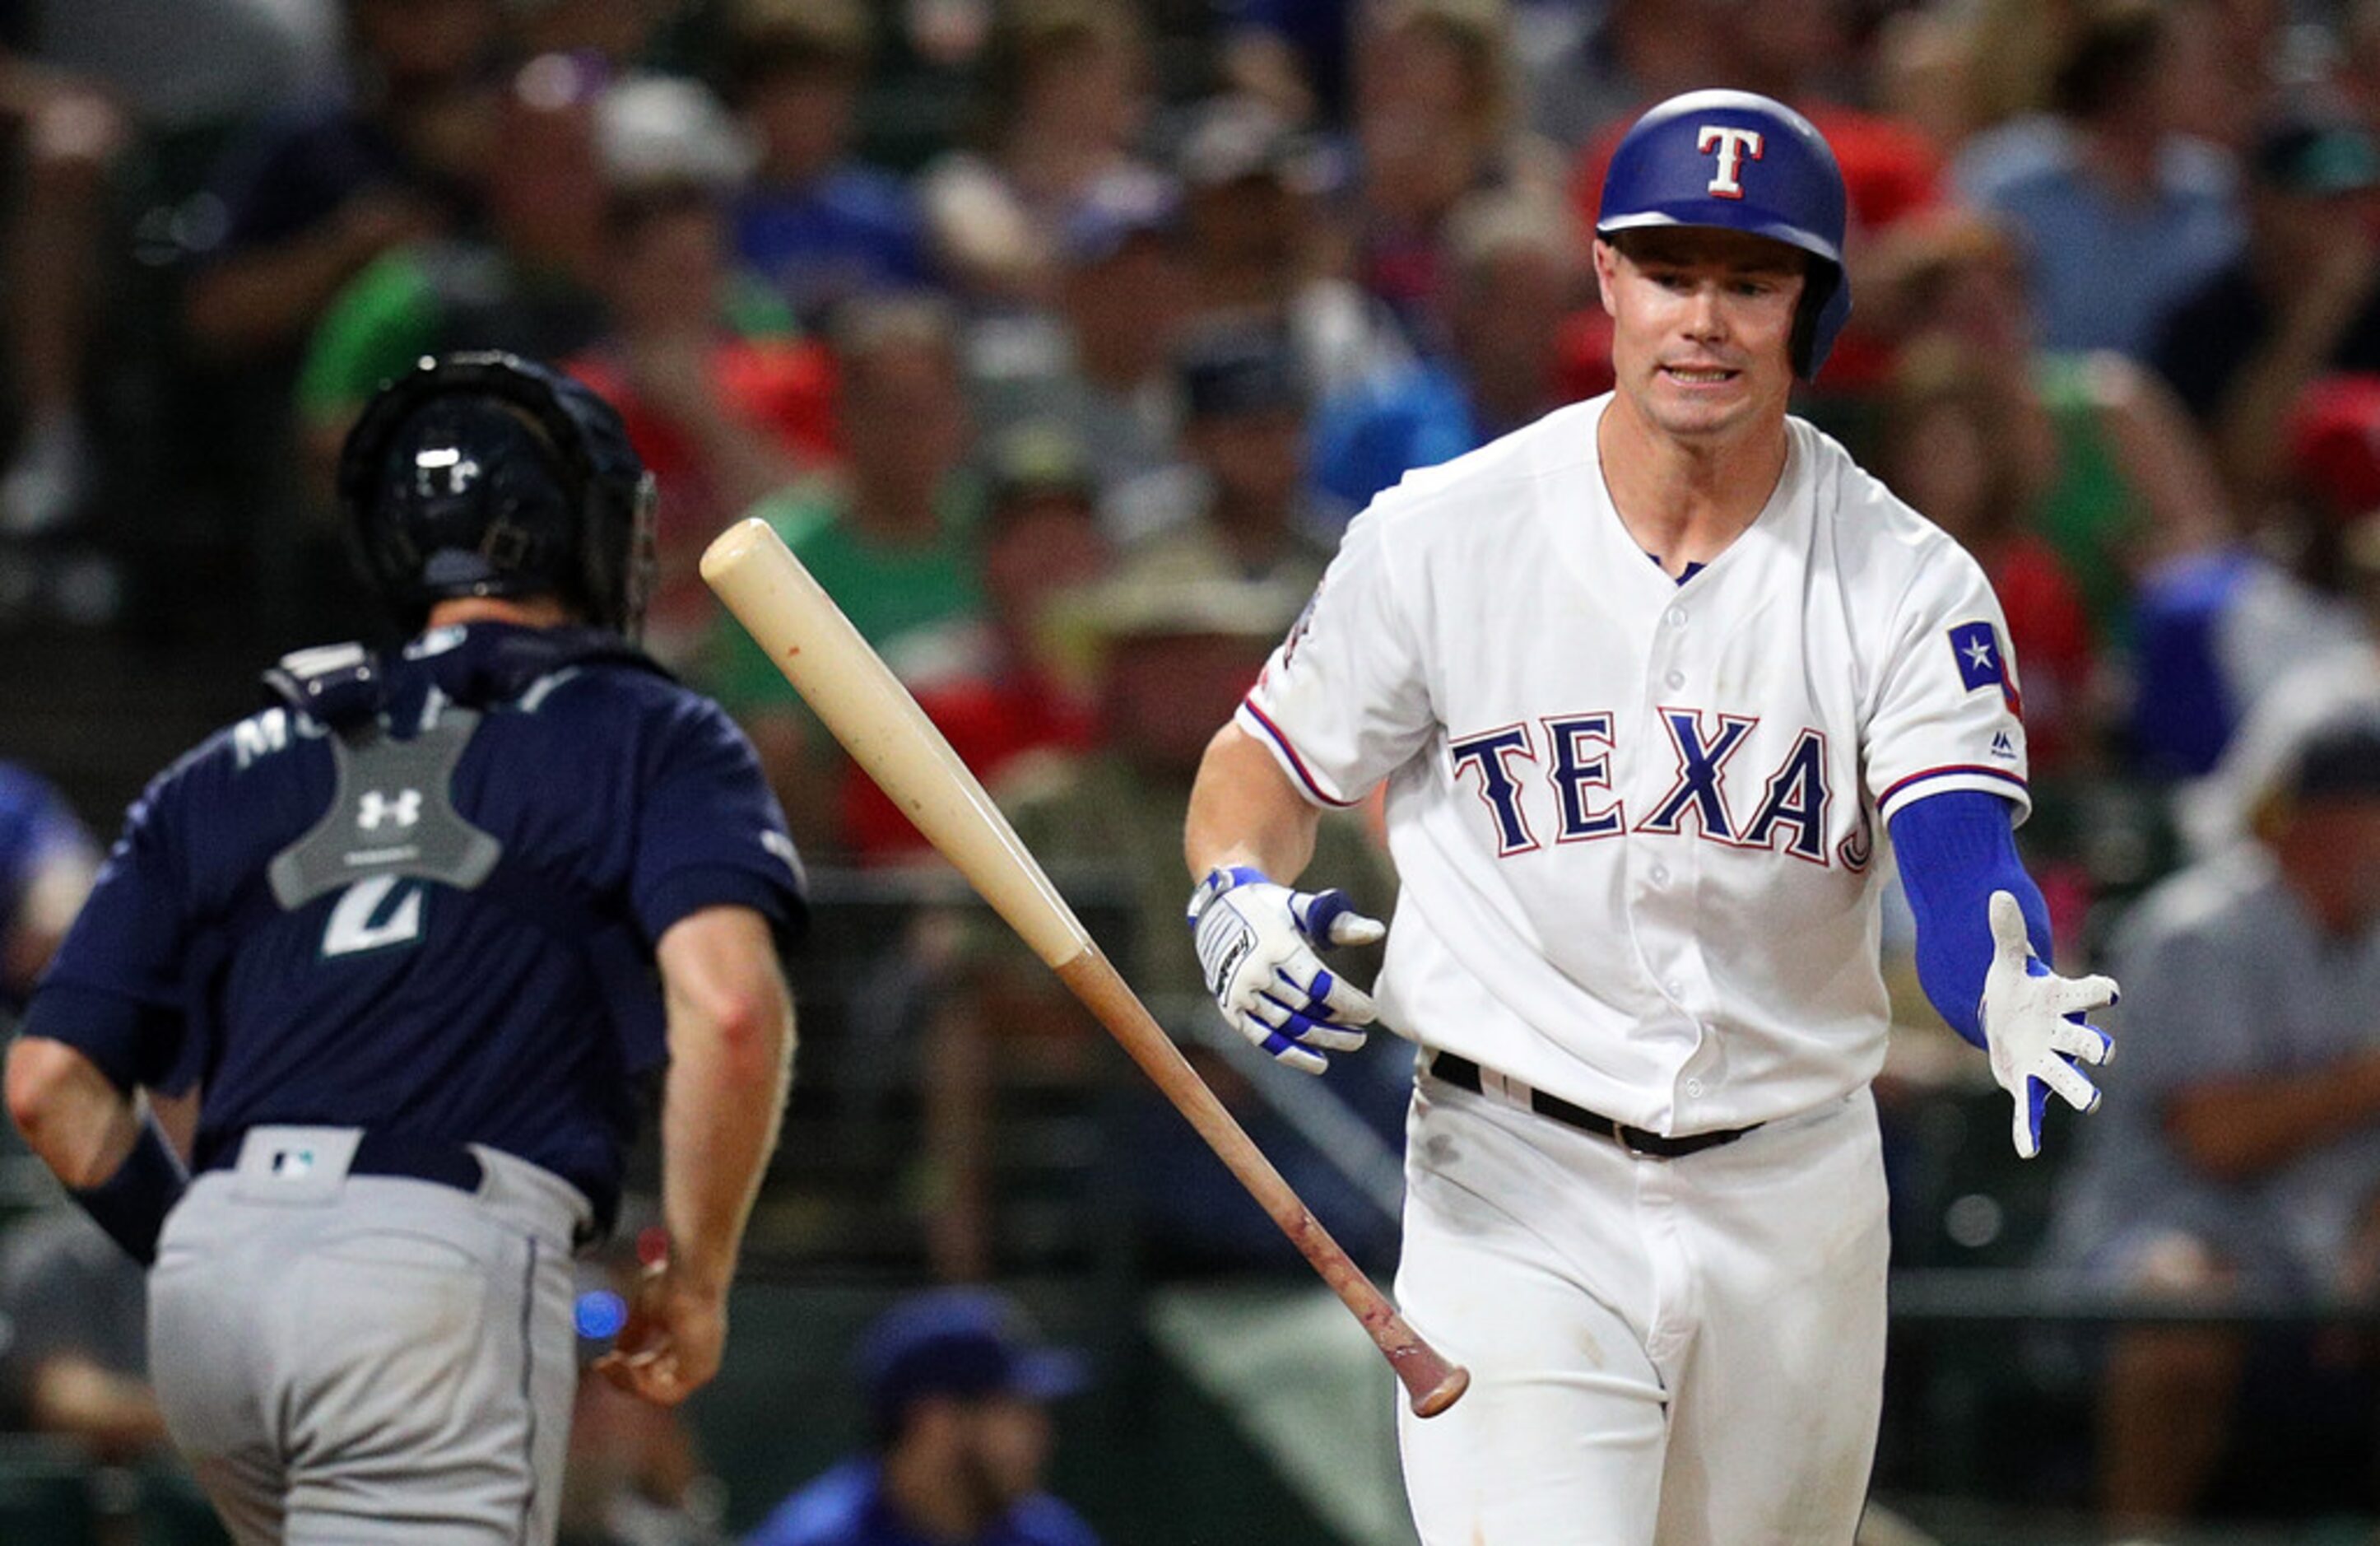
[1792,262,1851,380]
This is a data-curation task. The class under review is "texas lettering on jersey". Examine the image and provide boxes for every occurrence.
[1235,396,2026,1132]
[1449,710,1857,869]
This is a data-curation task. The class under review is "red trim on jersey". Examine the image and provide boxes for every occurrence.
[1879,764,2029,808]
[1239,698,1362,808]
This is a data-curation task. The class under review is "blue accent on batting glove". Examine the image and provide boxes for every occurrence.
[1890,789,2053,1049]
[1188,865,1271,929]
[69,1118,188,1266]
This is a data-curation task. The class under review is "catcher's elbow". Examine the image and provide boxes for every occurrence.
[6,1038,116,1185]
[7,1037,75,1139]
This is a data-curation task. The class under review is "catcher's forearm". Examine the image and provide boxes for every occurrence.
[653,907,795,1292]
[1186,722,1323,883]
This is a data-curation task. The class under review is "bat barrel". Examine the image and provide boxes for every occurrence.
[702,515,1467,1418]
[701,518,1091,967]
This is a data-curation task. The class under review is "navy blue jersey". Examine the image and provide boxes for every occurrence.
[29,623,806,1222]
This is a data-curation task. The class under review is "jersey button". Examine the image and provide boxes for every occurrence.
[1664,670,1685,689]
[1685,1078,1706,1098]
[1665,978,1685,998]
[1649,864,1670,885]
[1666,607,1688,627]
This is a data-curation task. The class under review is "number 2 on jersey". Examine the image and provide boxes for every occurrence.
[321,874,426,957]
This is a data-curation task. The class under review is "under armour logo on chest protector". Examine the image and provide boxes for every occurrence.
[357,789,422,831]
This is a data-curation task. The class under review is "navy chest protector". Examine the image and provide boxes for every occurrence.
[191,634,673,1091]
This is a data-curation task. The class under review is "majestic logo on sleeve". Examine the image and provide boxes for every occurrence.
[1281,584,1321,668]
[1948,620,2022,715]
[1697,126,1765,198]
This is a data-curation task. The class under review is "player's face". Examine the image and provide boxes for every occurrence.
[1595,228,1805,441]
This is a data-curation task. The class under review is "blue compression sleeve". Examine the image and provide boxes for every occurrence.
[1888,790,2052,1049]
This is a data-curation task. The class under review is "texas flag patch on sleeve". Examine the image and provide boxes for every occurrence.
[1948,620,2022,715]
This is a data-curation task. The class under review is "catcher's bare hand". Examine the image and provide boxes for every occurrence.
[593,1258,727,1407]
[1981,890,2119,1160]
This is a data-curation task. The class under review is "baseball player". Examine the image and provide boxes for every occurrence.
[1183,91,2120,1544]
[4,352,805,1544]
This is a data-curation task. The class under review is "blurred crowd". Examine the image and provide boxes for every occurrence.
[7,0,2380,1538]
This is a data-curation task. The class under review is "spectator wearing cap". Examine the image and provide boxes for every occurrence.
[742,1288,1099,1546]
[1310,185,1581,511]
[2039,705,2380,1530]
[1949,0,2244,362]
[967,167,1192,539]
[561,72,845,666]
[719,0,932,326]
[1177,94,1411,406]
[920,552,1398,1278]
[2150,111,2380,510]
[2127,372,2377,780]
[1127,321,1341,592]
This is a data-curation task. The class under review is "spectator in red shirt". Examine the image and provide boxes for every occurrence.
[564,74,841,665]
[838,421,1113,864]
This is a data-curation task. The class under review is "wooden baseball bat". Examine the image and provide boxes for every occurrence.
[702,516,1467,1418]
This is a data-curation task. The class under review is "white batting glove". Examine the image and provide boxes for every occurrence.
[1188,866,1385,1074]
[1980,890,2119,1160]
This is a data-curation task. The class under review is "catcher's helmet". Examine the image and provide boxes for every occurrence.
[337,352,658,636]
[1596,90,1851,380]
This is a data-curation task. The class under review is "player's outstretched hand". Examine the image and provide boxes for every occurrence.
[1980,890,2119,1160]
[1188,865,1384,1074]
[594,1258,728,1408]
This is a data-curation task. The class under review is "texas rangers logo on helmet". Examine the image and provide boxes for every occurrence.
[1696,126,1764,198]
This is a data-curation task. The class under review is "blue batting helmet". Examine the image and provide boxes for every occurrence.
[338,352,658,637]
[1596,90,1851,380]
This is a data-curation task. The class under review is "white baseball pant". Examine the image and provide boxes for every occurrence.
[1394,1069,1890,1545]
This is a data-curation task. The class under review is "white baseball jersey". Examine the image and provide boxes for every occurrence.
[1240,393,2028,1134]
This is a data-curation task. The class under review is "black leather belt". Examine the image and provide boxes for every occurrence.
[1427,1053,1761,1158]
[206,1129,486,1194]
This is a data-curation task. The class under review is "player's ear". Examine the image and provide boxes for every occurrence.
[1592,238,1620,317]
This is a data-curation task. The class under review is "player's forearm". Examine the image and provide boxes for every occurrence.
[654,910,797,1293]
[4,1035,140,1189]
[1889,791,2049,1048]
[1186,721,1324,882]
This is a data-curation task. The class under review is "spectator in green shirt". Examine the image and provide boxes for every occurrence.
[702,291,987,854]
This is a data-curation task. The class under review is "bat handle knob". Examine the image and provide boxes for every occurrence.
[1397,1348,1471,1418]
